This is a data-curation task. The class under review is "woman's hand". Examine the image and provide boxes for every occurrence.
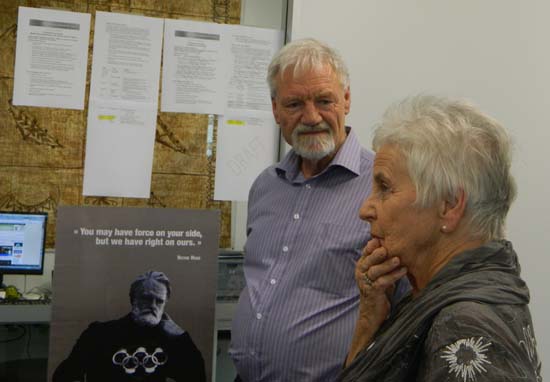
[345,238,407,366]
[355,238,407,328]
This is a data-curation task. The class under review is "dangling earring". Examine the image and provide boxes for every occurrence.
[441,225,447,232]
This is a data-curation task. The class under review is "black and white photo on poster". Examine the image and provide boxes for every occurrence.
[48,206,219,382]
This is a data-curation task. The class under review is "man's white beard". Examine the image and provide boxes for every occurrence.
[131,308,162,327]
[291,122,336,160]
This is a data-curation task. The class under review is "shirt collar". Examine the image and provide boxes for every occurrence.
[276,127,363,181]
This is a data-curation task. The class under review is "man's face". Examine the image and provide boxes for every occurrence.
[272,64,350,161]
[130,280,167,327]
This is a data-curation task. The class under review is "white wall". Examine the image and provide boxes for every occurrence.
[291,0,549,377]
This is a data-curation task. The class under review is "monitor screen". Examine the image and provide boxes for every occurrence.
[0,211,47,275]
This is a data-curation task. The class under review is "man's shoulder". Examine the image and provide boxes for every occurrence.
[359,146,375,174]
[343,128,375,161]
[83,315,128,334]
[359,145,375,161]
[248,163,283,196]
[255,162,279,181]
[158,316,185,337]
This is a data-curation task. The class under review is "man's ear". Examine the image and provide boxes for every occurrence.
[272,97,280,124]
[344,86,351,115]
[439,189,467,232]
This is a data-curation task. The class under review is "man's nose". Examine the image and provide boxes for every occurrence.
[301,101,322,126]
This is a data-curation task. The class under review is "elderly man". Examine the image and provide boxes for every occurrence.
[53,271,205,382]
[230,38,406,381]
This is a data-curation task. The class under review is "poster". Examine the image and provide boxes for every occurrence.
[214,113,279,201]
[161,19,225,114]
[48,206,219,382]
[12,6,91,109]
[82,12,164,198]
[161,20,283,115]
[224,24,282,114]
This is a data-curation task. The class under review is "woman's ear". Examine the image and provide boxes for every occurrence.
[439,189,467,233]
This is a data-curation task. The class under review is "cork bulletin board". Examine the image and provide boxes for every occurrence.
[0,0,241,249]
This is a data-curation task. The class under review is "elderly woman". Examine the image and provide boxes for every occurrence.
[340,96,542,381]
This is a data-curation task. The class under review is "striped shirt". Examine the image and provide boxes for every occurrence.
[230,129,374,381]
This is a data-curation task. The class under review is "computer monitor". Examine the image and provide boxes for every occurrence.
[0,211,47,288]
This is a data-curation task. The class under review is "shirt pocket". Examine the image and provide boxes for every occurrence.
[304,222,369,297]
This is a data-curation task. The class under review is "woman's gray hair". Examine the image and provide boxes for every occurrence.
[267,38,350,98]
[373,95,516,241]
[129,270,171,302]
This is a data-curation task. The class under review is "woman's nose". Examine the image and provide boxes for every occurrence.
[359,195,376,222]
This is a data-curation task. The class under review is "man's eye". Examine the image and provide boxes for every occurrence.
[316,99,332,107]
[285,102,300,109]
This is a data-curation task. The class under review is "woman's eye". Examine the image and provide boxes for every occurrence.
[378,182,391,195]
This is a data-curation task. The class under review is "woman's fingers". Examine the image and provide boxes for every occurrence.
[354,239,407,329]
[363,238,381,255]
[374,266,407,289]
[368,256,402,282]
[357,245,388,274]
[357,240,407,290]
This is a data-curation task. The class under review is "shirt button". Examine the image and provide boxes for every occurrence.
[270,278,277,285]
[305,184,311,189]
[250,350,256,356]
[256,313,262,320]
[282,246,289,252]
[293,213,300,220]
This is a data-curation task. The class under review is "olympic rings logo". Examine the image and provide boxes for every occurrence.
[112,347,168,374]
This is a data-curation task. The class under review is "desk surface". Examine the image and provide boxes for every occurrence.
[0,304,51,323]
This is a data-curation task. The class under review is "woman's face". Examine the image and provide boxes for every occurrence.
[360,144,442,279]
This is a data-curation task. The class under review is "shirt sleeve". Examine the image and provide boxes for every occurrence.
[416,301,541,382]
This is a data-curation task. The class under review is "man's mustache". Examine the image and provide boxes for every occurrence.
[140,308,159,315]
[294,122,331,134]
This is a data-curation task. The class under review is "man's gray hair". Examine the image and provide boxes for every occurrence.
[373,95,516,241]
[129,270,171,302]
[267,38,350,98]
